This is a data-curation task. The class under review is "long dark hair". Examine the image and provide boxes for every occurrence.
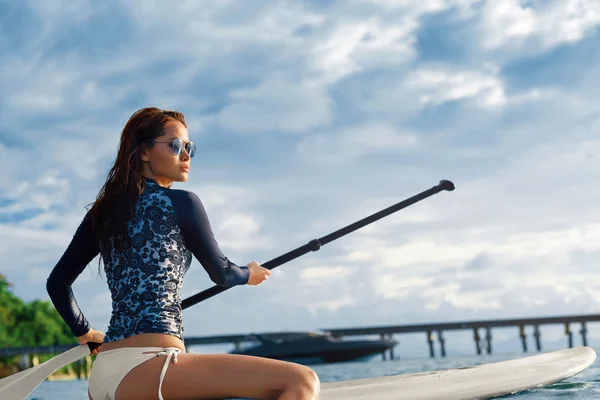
[87,107,187,270]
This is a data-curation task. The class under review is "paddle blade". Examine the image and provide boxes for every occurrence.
[0,367,31,390]
[0,344,90,400]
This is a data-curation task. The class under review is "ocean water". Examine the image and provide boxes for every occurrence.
[25,349,600,399]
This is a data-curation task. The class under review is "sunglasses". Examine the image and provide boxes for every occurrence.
[146,138,196,158]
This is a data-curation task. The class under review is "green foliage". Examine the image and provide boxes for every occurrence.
[0,274,83,377]
[0,274,76,350]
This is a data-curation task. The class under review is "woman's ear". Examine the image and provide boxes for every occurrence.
[140,145,150,162]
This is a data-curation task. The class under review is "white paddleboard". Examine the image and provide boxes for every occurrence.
[320,346,596,399]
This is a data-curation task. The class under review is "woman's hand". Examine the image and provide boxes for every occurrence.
[77,328,105,355]
[246,261,271,285]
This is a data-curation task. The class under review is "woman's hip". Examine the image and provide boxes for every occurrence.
[89,346,183,400]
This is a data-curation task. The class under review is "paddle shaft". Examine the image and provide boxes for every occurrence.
[181,179,455,309]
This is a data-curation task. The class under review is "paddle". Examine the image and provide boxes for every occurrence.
[0,179,455,399]
[182,179,456,308]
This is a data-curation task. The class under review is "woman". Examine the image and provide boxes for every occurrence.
[46,107,320,400]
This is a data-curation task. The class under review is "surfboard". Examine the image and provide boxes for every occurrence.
[319,346,596,399]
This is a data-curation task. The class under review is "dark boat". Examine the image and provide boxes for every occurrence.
[229,330,397,364]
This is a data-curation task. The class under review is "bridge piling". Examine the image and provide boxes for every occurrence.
[485,327,492,354]
[426,330,435,358]
[581,322,588,346]
[533,325,542,352]
[380,333,396,361]
[473,328,481,355]
[519,325,527,352]
[438,330,446,358]
[565,323,573,348]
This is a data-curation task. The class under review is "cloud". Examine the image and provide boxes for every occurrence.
[216,76,333,135]
[311,17,418,83]
[479,0,600,51]
[463,252,492,271]
[296,122,419,163]
[404,67,507,108]
[183,183,273,255]
[458,276,506,293]
[216,212,269,252]
[300,265,356,282]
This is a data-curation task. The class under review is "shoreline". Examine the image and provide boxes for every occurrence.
[1,368,83,381]
[47,372,82,381]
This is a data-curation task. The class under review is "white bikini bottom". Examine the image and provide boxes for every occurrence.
[88,346,183,400]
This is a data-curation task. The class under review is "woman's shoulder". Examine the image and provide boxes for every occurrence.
[163,188,211,228]
[164,187,204,209]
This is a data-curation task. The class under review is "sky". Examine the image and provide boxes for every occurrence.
[1,0,600,358]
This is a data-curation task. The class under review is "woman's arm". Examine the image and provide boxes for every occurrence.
[46,212,100,338]
[172,190,250,287]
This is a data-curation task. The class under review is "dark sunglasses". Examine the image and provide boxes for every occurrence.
[146,138,196,158]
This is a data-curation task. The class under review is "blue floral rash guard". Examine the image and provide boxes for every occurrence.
[46,178,250,342]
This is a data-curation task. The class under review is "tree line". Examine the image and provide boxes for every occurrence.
[0,273,77,371]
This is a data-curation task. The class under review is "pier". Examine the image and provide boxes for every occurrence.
[1,313,599,378]
[322,314,599,358]
[180,313,600,359]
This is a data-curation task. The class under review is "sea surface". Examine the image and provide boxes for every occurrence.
[25,348,600,399]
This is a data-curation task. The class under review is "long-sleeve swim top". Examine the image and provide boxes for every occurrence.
[46,177,250,340]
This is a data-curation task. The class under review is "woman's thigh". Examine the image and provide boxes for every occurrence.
[115,352,319,400]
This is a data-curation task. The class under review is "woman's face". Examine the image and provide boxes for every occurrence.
[141,120,192,187]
